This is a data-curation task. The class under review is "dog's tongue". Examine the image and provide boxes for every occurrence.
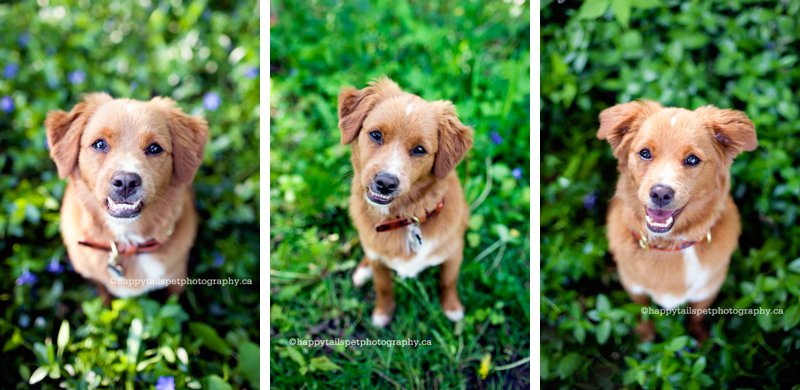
[646,208,672,223]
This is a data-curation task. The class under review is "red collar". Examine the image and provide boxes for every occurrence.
[631,229,711,252]
[375,198,445,232]
[78,239,161,256]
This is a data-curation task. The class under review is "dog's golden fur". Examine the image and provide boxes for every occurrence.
[598,101,757,341]
[46,93,208,299]
[339,78,473,327]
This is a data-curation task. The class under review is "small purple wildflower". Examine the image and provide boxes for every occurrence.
[583,191,598,211]
[46,257,64,274]
[511,167,523,180]
[68,70,86,85]
[4,63,19,79]
[155,376,175,390]
[131,81,138,92]
[203,92,220,111]
[18,32,30,47]
[19,314,30,328]
[209,302,224,316]
[1,96,13,113]
[244,66,259,79]
[16,270,37,286]
[490,131,503,145]
[212,252,225,268]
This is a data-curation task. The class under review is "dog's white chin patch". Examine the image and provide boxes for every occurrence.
[371,312,391,328]
[352,265,373,287]
[444,309,464,322]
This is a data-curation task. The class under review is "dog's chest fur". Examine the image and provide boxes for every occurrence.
[363,229,447,278]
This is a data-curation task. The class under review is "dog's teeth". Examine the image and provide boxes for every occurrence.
[666,216,673,225]
[646,215,653,223]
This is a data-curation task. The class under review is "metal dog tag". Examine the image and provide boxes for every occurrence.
[106,241,125,278]
[406,221,422,253]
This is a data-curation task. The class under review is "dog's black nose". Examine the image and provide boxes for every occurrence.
[649,184,675,207]
[111,171,142,198]
[374,172,399,195]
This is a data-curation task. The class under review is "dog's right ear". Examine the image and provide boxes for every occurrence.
[597,100,661,160]
[45,93,112,178]
[338,78,402,145]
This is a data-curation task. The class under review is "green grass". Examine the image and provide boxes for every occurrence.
[270,0,530,387]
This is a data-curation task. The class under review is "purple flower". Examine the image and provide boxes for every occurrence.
[4,63,19,79]
[131,82,138,92]
[18,314,30,328]
[245,66,259,79]
[18,32,30,47]
[16,270,37,286]
[68,70,86,85]
[511,167,523,180]
[46,257,64,274]
[1,96,13,113]
[583,191,598,211]
[155,376,175,390]
[490,131,503,145]
[212,252,225,268]
[203,92,220,111]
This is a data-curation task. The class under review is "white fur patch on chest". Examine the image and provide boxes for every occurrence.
[105,217,147,246]
[364,235,446,278]
[107,254,167,297]
[648,247,714,309]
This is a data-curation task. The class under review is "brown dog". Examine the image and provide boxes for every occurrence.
[338,78,473,327]
[597,101,757,341]
[46,93,208,299]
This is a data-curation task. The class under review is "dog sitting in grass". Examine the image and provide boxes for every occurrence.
[338,78,474,327]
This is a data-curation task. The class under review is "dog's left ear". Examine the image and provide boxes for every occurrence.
[432,101,473,178]
[696,106,757,161]
[152,97,209,185]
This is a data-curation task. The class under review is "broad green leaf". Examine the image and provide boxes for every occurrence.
[577,0,610,20]
[189,322,232,357]
[557,353,582,379]
[611,0,631,27]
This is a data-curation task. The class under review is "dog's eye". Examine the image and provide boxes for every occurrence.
[91,139,109,152]
[684,154,701,166]
[368,130,383,144]
[145,143,163,155]
[638,148,652,160]
[411,145,426,156]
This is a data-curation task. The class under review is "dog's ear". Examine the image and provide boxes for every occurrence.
[432,101,473,178]
[597,100,661,161]
[45,93,113,178]
[338,77,402,144]
[152,97,209,185]
[696,105,757,161]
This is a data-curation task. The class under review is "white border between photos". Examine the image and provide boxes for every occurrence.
[260,0,270,388]
[531,3,540,384]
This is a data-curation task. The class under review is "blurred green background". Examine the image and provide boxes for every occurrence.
[0,0,259,388]
[270,0,530,387]
[542,0,800,387]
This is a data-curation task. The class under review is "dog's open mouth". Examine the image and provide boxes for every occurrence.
[366,188,395,205]
[645,207,682,233]
[106,197,143,218]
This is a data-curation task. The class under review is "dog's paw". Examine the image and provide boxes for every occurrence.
[371,312,392,328]
[352,265,373,287]
[444,308,464,322]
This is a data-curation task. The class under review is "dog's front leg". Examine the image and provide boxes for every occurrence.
[370,260,395,327]
[439,253,464,322]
